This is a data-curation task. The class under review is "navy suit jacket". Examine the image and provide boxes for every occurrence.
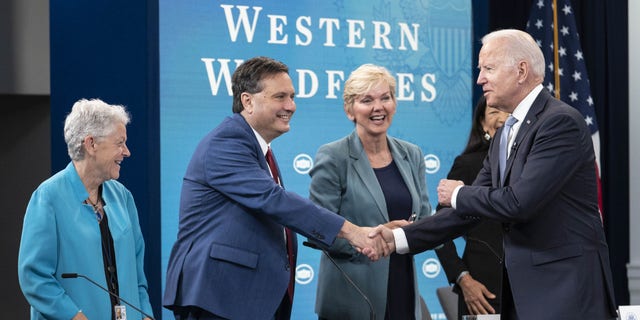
[404,89,617,320]
[163,114,345,319]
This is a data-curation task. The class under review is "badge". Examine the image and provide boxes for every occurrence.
[115,305,127,320]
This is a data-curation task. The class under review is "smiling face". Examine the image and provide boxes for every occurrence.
[346,81,396,138]
[92,122,130,181]
[241,72,296,143]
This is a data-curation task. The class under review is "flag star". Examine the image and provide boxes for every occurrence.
[537,0,544,9]
[587,96,594,106]
[572,71,582,81]
[562,4,572,15]
[546,82,554,92]
[585,116,593,126]
[548,63,554,72]
[559,46,567,57]
[558,68,564,76]
[536,19,544,29]
[569,91,578,101]
[560,26,570,36]
[575,50,584,60]
[536,39,542,47]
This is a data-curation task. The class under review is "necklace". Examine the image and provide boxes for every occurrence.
[86,195,103,220]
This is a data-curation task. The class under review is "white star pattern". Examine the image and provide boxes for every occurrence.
[572,71,582,81]
[585,115,593,126]
[569,91,578,101]
[526,0,599,135]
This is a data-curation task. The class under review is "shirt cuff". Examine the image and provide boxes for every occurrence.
[456,271,470,284]
[451,185,463,209]
[393,228,410,254]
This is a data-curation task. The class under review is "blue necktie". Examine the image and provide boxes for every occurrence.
[499,115,518,184]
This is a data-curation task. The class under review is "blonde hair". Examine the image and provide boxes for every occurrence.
[343,64,396,114]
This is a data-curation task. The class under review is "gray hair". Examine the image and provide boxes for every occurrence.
[482,29,546,81]
[64,98,130,161]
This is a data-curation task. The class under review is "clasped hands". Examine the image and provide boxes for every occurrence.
[356,179,464,261]
[343,220,411,261]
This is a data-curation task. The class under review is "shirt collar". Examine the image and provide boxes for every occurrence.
[511,84,543,122]
[251,127,270,156]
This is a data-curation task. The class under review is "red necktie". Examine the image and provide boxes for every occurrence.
[265,148,296,301]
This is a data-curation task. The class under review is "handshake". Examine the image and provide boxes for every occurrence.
[338,220,401,261]
[340,178,464,261]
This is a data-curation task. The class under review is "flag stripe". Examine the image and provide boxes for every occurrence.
[526,0,603,216]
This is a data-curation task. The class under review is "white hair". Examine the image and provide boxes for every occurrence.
[64,98,130,161]
[482,29,546,81]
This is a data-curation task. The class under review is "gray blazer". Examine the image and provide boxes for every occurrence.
[309,130,432,319]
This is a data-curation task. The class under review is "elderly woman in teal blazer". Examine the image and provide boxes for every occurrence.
[310,64,431,320]
[18,99,153,320]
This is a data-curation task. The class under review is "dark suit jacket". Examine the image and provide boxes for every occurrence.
[404,89,617,320]
[435,150,503,317]
[163,114,345,320]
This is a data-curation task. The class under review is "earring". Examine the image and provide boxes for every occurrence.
[483,132,491,141]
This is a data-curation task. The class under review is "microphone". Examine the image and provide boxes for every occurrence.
[302,241,375,320]
[466,237,503,264]
[61,273,155,320]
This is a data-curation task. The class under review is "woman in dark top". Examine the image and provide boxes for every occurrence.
[435,96,508,319]
[310,64,432,320]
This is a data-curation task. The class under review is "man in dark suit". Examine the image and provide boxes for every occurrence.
[370,29,617,320]
[163,56,388,320]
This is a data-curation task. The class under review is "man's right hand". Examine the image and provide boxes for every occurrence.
[338,221,391,261]
[366,224,396,256]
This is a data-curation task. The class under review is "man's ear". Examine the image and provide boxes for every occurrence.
[241,92,253,114]
[517,60,529,84]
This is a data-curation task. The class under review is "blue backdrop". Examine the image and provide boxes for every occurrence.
[159,0,472,318]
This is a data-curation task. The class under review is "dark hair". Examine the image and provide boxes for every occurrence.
[461,96,491,154]
[231,56,289,113]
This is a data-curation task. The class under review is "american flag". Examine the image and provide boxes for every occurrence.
[526,0,603,215]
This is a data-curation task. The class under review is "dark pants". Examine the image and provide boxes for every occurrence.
[173,293,290,320]
[501,270,519,320]
[172,306,227,320]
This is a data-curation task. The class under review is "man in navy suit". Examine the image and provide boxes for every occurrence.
[163,56,388,320]
[370,29,617,320]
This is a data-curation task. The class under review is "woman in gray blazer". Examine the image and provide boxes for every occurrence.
[310,64,432,320]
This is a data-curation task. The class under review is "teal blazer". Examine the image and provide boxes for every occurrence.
[18,162,153,320]
[309,130,431,319]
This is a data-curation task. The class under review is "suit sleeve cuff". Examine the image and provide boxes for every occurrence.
[393,228,410,254]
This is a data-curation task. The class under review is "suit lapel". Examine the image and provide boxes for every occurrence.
[348,132,388,221]
[503,90,550,183]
